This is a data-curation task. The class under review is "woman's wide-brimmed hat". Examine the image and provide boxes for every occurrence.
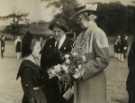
[70,4,98,20]
[28,22,54,37]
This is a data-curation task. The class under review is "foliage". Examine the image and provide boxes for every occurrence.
[2,13,28,36]
[45,0,83,36]
[47,1,135,36]
[96,2,135,36]
[3,24,28,35]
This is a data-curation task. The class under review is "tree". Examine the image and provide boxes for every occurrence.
[2,12,28,37]
[41,0,135,36]
[42,0,83,36]
[97,2,135,36]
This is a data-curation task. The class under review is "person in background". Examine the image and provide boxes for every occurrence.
[126,37,135,103]
[121,35,128,59]
[40,37,45,49]
[71,9,110,103]
[16,32,47,103]
[15,36,22,60]
[0,35,6,58]
[114,35,122,60]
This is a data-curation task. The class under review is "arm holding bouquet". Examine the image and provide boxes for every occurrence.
[71,28,110,81]
[72,33,110,81]
[80,32,110,80]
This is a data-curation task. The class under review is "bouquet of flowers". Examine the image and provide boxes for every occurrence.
[47,52,87,100]
[64,52,87,80]
[47,64,67,79]
[47,52,87,80]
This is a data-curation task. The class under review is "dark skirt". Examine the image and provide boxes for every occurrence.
[114,44,121,53]
[16,42,21,52]
[128,90,135,103]
[22,89,47,103]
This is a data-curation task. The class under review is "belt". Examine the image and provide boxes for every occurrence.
[33,85,45,91]
[33,86,41,90]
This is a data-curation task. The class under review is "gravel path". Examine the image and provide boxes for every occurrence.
[0,41,22,103]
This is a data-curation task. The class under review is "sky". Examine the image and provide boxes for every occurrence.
[0,0,134,26]
[0,0,61,26]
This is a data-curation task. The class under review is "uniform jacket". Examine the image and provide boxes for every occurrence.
[41,35,73,103]
[17,60,47,103]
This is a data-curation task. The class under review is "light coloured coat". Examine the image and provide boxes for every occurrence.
[72,21,110,103]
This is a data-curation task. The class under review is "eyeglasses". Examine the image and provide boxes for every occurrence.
[54,30,61,33]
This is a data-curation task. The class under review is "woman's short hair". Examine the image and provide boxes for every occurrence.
[21,32,39,58]
[49,21,68,32]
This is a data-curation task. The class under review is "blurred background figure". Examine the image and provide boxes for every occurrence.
[114,35,121,60]
[14,36,22,60]
[0,34,6,58]
[114,34,129,61]
[121,35,128,59]
[40,37,45,49]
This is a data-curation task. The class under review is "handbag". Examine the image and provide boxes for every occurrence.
[62,86,74,100]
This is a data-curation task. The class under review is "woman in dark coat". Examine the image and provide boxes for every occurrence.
[41,22,73,103]
[127,38,135,103]
[16,33,47,103]
[41,36,65,103]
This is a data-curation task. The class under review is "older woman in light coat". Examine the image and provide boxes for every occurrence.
[72,12,110,103]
